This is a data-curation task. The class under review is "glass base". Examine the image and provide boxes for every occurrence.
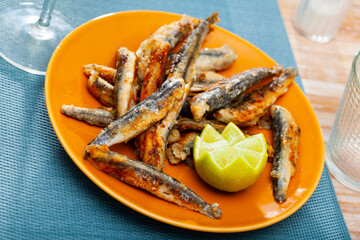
[292,18,334,44]
[0,2,74,75]
[325,150,360,192]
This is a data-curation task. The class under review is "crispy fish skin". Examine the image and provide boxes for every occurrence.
[135,16,194,166]
[167,13,219,82]
[140,12,219,170]
[136,15,193,85]
[135,41,173,165]
[83,64,116,84]
[88,77,185,147]
[139,40,170,101]
[140,95,185,170]
[137,125,156,165]
[84,145,222,219]
[136,37,158,87]
[213,67,298,126]
[82,67,223,108]
[166,53,182,77]
[191,71,224,92]
[270,105,300,203]
[196,44,238,71]
[176,118,227,133]
[189,66,283,121]
[166,131,199,165]
[174,117,253,137]
[152,14,195,49]
[170,64,224,117]
[88,71,114,107]
[114,47,138,117]
[61,105,116,127]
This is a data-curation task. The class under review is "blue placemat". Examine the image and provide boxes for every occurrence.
[0,0,350,239]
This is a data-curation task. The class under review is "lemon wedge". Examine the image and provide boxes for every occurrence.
[193,123,268,192]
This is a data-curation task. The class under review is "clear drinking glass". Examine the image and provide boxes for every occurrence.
[0,1,74,75]
[325,51,360,192]
[293,0,352,43]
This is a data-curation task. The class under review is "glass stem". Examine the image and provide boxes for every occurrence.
[37,0,57,28]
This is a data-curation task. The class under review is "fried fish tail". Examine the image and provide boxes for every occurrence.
[61,105,116,127]
[270,105,300,203]
[84,145,222,219]
[190,65,283,121]
[213,67,298,126]
[114,47,138,117]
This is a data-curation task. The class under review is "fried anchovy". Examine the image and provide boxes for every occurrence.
[213,67,298,126]
[270,105,300,203]
[88,77,185,147]
[175,117,227,132]
[83,43,231,92]
[135,16,194,167]
[61,105,115,127]
[196,44,237,71]
[174,117,253,137]
[84,145,222,219]
[82,69,223,109]
[190,71,224,92]
[139,95,185,170]
[166,131,199,165]
[82,67,218,117]
[83,64,116,84]
[140,40,170,101]
[87,71,114,107]
[154,15,196,49]
[136,15,194,87]
[114,47,138,117]
[140,12,219,170]
[189,65,283,121]
[167,13,219,82]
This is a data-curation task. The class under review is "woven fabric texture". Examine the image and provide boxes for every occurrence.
[0,0,350,239]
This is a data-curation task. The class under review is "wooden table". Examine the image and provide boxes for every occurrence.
[278,0,360,238]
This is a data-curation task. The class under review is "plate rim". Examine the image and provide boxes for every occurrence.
[45,10,325,233]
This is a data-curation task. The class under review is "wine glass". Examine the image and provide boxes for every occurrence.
[0,0,74,75]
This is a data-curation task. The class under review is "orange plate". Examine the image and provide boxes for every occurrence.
[45,11,324,232]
